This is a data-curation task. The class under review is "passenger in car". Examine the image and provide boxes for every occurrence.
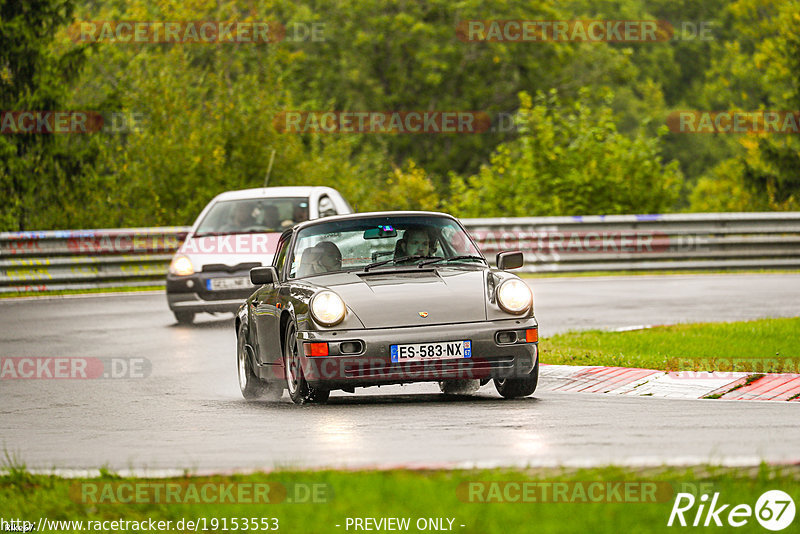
[297,241,342,277]
[315,241,342,272]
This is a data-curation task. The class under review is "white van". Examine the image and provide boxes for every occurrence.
[166,186,352,324]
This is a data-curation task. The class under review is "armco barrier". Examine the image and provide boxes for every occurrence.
[0,213,798,293]
[0,228,187,293]
[466,212,800,273]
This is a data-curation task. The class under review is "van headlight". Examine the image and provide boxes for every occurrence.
[169,255,194,276]
[496,278,532,314]
[310,290,346,326]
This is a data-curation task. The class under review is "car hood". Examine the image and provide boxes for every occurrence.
[309,268,487,327]
[177,233,281,270]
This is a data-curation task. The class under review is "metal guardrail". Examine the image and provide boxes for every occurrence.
[1,213,799,293]
[465,212,800,273]
[0,228,186,293]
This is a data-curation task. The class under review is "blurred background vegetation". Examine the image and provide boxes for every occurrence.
[1,0,798,230]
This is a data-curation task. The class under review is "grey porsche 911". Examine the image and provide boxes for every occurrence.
[235,211,539,404]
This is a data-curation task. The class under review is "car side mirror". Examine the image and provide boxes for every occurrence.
[250,266,278,285]
[496,251,524,270]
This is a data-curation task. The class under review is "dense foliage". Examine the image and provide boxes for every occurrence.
[1,0,798,230]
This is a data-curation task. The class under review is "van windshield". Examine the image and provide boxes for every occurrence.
[195,197,309,236]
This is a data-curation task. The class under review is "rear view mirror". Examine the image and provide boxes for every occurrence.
[364,225,398,239]
[250,266,277,285]
[497,251,524,270]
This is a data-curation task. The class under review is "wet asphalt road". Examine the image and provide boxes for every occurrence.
[1,273,798,472]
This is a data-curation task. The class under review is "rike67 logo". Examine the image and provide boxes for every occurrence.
[668,490,795,530]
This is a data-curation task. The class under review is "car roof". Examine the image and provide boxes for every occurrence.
[211,187,338,202]
[292,211,459,231]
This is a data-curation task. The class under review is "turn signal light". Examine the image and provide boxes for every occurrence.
[525,329,538,343]
[304,342,329,357]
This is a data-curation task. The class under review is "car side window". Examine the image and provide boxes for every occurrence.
[274,237,290,279]
[318,195,338,218]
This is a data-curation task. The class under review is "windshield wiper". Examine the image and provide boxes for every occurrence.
[194,229,266,238]
[193,231,224,238]
[418,255,487,267]
[363,255,437,271]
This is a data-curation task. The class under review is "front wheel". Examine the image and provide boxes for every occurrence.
[494,360,539,399]
[174,311,194,324]
[284,322,330,405]
[237,323,282,401]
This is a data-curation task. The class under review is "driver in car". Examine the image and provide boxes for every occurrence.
[282,202,310,228]
[396,227,437,259]
[221,203,256,232]
[261,205,281,230]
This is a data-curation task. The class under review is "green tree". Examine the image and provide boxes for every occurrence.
[372,160,440,211]
[690,0,800,210]
[740,1,800,208]
[448,90,682,217]
[0,0,100,230]
[271,0,647,184]
[64,0,393,227]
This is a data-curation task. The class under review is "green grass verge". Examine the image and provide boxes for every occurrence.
[0,286,164,299]
[541,317,800,372]
[1,466,798,533]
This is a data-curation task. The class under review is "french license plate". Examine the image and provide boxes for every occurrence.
[206,277,252,291]
[390,340,471,363]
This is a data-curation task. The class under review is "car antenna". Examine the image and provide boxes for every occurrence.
[263,148,276,189]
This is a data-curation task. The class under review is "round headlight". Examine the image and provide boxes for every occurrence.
[169,255,194,276]
[310,290,346,326]
[496,278,532,314]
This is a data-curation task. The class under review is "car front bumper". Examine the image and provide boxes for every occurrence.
[166,272,255,314]
[295,318,538,389]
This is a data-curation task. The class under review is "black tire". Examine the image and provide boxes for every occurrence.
[494,360,539,399]
[174,311,195,324]
[284,322,330,405]
[237,323,283,401]
[439,379,481,395]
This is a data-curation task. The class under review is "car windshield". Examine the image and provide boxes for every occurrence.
[194,197,309,236]
[288,215,484,279]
